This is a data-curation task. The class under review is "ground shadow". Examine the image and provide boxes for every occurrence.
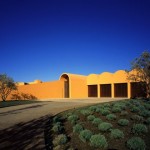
[0,104,46,116]
[0,115,52,150]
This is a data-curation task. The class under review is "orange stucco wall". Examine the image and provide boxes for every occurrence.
[4,70,142,100]
[7,80,64,100]
[65,74,87,98]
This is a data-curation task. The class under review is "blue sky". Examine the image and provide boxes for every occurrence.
[0,0,150,82]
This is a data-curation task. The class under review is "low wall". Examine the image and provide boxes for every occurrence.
[7,80,64,100]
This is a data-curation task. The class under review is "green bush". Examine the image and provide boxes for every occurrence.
[92,118,103,126]
[126,137,146,150]
[73,124,84,133]
[98,122,113,132]
[112,107,122,113]
[131,115,144,122]
[53,134,68,146]
[130,106,140,113]
[110,129,124,139]
[87,115,95,121]
[53,116,61,123]
[144,103,150,110]
[106,114,117,120]
[130,100,141,106]
[113,102,126,110]
[132,124,148,135]
[95,107,101,113]
[118,119,129,126]
[52,124,63,133]
[53,145,61,150]
[89,106,98,112]
[79,129,93,142]
[90,134,108,149]
[139,110,150,117]
[68,114,78,124]
[80,109,92,116]
[100,109,111,116]
[120,111,128,116]
[145,117,150,125]
[138,105,145,111]
[103,103,111,107]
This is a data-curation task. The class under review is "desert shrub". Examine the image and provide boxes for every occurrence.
[126,137,146,150]
[145,117,150,125]
[113,102,126,110]
[90,134,108,149]
[53,145,61,150]
[118,119,129,126]
[132,124,148,135]
[89,106,98,112]
[79,129,93,142]
[112,107,122,113]
[52,124,64,133]
[100,109,111,116]
[106,114,117,120]
[120,111,128,116]
[131,115,144,122]
[139,110,150,117]
[53,116,61,123]
[92,118,103,126]
[53,134,68,146]
[130,106,140,113]
[87,115,95,121]
[144,103,150,110]
[98,122,113,132]
[80,109,92,116]
[103,103,111,107]
[95,107,101,113]
[110,129,124,139]
[130,100,141,106]
[64,112,73,118]
[73,124,84,133]
[68,114,79,124]
[138,105,145,111]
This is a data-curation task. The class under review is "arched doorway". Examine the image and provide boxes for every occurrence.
[60,74,69,98]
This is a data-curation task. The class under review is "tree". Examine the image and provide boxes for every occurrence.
[0,74,17,101]
[126,51,150,98]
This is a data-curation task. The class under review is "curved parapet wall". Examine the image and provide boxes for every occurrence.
[87,70,129,85]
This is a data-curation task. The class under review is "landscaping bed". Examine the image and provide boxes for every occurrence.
[46,99,150,150]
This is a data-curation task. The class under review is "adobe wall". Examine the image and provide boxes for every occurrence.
[7,80,64,100]
[69,75,87,98]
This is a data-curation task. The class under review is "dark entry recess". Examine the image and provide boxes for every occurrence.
[60,74,69,98]
[100,84,111,97]
[114,83,128,97]
[88,85,98,97]
[131,82,146,98]
[64,81,69,98]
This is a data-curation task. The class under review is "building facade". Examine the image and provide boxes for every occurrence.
[7,70,145,100]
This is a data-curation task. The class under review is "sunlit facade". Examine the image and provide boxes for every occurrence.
[7,70,145,100]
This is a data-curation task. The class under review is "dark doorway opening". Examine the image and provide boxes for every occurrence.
[100,84,111,97]
[60,74,69,98]
[114,83,128,97]
[131,82,146,98]
[88,85,98,97]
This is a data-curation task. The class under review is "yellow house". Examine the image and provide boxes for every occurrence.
[7,70,146,100]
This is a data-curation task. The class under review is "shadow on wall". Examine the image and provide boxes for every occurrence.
[11,92,38,100]
[0,115,52,150]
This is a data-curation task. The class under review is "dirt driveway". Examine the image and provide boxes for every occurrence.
[0,98,125,150]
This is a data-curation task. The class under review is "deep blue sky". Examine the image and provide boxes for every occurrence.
[0,0,150,82]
